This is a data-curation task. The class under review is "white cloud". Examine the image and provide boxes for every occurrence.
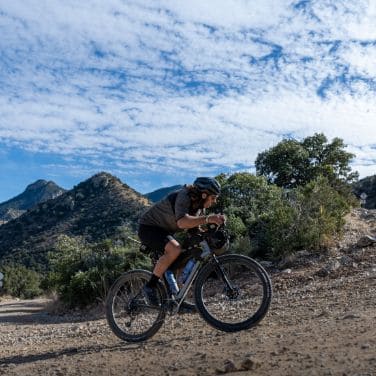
[157,0,291,28]
[340,43,376,77]
[0,0,375,192]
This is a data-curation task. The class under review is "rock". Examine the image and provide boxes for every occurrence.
[316,260,341,277]
[316,309,330,318]
[328,259,341,271]
[316,268,329,277]
[296,250,310,258]
[356,235,376,248]
[260,261,273,268]
[282,268,292,274]
[92,174,109,188]
[278,255,296,269]
[218,359,236,373]
[341,313,361,320]
[241,357,260,370]
[339,255,353,266]
[62,196,75,210]
[76,191,85,200]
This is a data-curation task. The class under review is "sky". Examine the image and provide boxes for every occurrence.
[1,0,376,202]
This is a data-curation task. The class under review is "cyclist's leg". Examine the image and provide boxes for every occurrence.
[138,226,181,294]
[153,237,181,278]
[143,238,181,305]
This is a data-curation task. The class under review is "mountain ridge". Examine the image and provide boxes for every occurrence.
[0,180,65,223]
[0,172,150,269]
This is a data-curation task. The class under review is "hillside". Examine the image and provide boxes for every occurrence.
[0,180,65,223]
[353,174,376,209]
[0,208,375,375]
[145,184,182,202]
[0,172,150,269]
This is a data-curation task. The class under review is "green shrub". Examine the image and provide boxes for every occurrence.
[45,235,151,308]
[216,172,288,258]
[1,263,42,299]
[228,235,252,255]
[248,197,297,258]
[217,172,352,259]
[249,176,351,258]
[294,175,351,247]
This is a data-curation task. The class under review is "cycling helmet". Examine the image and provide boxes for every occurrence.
[193,177,221,195]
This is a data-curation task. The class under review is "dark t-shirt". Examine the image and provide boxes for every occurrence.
[139,187,202,233]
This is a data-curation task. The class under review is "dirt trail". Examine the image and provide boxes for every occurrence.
[0,209,375,376]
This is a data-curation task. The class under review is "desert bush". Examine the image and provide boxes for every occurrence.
[216,172,352,259]
[249,176,351,258]
[1,263,42,299]
[45,235,150,308]
[215,172,286,257]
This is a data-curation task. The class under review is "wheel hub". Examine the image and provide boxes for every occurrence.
[226,286,240,300]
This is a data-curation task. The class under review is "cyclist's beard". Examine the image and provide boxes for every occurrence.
[188,189,205,213]
[189,197,206,213]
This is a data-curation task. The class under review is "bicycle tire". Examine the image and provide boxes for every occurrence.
[106,269,167,342]
[194,254,272,332]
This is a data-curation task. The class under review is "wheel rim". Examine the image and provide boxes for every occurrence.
[110,274,164,338]
[199,258,268,325]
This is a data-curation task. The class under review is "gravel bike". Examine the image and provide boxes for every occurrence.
[106,225,272,342]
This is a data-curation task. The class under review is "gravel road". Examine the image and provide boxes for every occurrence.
[0,210,375,375]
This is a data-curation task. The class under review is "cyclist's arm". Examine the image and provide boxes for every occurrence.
[177,214,206,229]
[177,214,224,229]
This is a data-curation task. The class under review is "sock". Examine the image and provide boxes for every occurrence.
[146,274,159,288]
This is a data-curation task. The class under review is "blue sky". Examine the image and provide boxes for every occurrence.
[1,0,376,202]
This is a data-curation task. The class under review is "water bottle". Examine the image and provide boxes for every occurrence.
[164,269,179,296]
[178,259,196,285]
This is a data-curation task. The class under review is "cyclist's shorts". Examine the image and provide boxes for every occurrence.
[138,224,176,256]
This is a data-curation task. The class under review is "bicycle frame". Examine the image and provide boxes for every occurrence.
[167,239,235,314]
[169,259,202,314]
[106,238,273,341]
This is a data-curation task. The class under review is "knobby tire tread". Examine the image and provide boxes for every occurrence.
[194,254,272,332]
[106,269,167,342]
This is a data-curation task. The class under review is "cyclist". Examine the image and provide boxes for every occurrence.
[138,177,225,308]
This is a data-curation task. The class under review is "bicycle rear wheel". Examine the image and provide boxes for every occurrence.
[194,254,272,332]
[106,269,167,342]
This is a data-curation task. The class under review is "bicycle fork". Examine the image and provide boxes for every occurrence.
[211,254,239,299]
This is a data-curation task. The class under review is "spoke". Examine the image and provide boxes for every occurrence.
[110,275,164,337]
[201,260,265,324]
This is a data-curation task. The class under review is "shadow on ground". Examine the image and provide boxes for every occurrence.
[0,299,104,325]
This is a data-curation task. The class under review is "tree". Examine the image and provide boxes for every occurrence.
[1,264,42,299]
[215,172,352,259]
[255,133,358,189]
[214,172,286,256]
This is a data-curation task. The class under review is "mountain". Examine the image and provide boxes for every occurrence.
[0,172,150,269]
[0,180,65,223]
[145,185,183,202]
[353,175,376,209]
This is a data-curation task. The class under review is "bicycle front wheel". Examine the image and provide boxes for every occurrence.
[194,254,272,332]
[106,270,167,342]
